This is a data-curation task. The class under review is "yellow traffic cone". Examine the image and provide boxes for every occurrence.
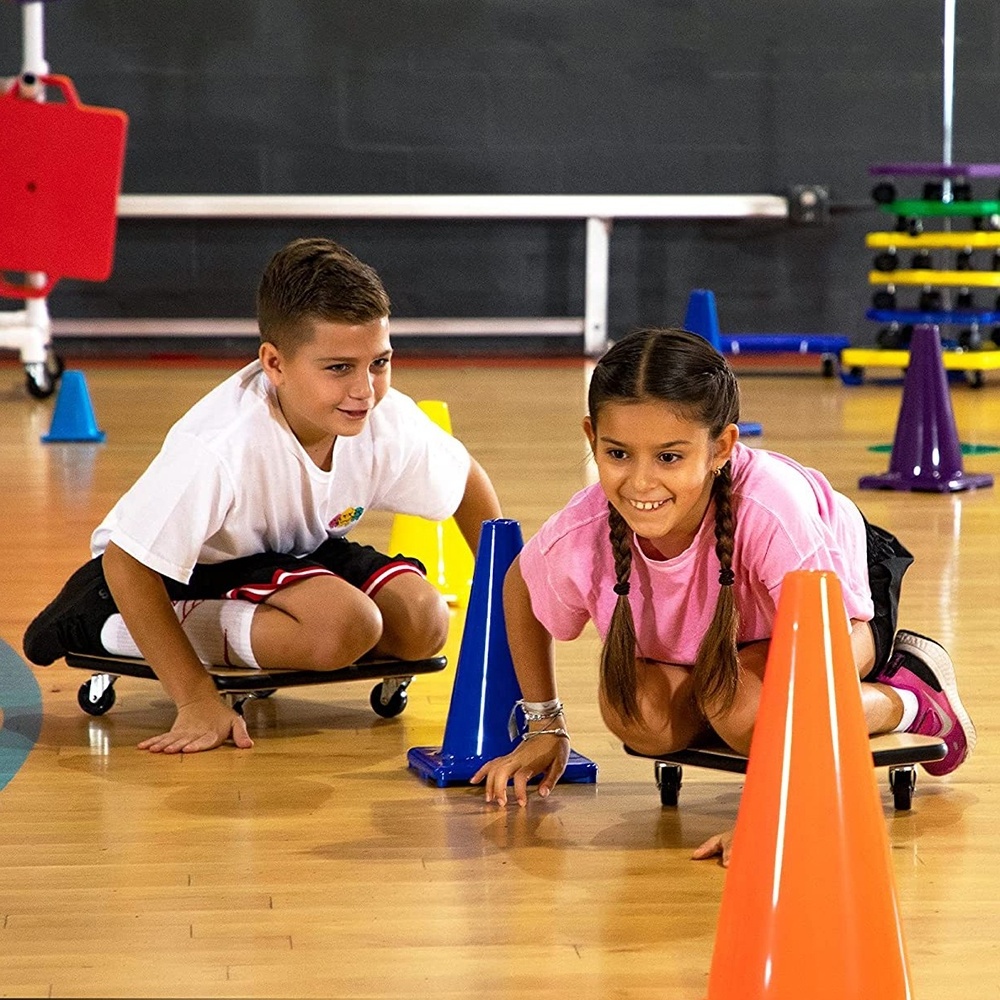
[388,400,474,607]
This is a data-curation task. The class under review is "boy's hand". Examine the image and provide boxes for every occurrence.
[691,828,735,867]
[136,695,254,754]
[470,734,570,806]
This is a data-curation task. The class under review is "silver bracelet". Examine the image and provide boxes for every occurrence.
[521,728,570,742]
[508,698,565,739]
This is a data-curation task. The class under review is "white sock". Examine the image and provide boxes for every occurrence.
[891,687,919,733]
[99,599,260,669]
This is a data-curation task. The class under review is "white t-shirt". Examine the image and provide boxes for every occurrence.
[91,361,472,584]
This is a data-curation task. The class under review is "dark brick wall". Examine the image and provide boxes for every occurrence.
[3,0,999,349]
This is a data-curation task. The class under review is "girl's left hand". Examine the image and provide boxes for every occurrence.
[691,828,734,867]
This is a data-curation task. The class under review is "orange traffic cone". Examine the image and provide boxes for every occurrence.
[388,400,474,607]
[706,569,912,1000]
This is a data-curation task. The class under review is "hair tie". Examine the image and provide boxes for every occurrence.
[613,582,631,597]
[718,568,735,587]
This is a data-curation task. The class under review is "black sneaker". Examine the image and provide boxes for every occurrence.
[22,558,116,666]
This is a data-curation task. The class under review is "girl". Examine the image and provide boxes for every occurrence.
[471,328,975,863]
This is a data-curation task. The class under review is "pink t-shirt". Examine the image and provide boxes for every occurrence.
[518,441,872,665]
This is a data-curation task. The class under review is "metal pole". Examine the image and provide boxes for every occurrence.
[942,0,956,198]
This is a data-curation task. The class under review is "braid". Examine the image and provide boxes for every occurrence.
[691,463,741,715]
[600,503,640,721]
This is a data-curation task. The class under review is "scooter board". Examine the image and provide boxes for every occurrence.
[624,732,947,810]
[64,650,447,718]
[866,308,1000,325]
[868,268,1000,288]
[867,231,1000,250]
[881,199,1000,218]
[870,163,1000,178]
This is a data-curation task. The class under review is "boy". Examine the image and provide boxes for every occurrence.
[24,238,502,754]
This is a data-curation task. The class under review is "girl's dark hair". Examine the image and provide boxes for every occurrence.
[257,237,391,355]
[589,327,741,722]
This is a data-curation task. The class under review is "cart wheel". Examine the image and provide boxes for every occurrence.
[871,182,896,204]
[889,766,915,811]
[77,676,117,716]
[24,362,56,399]
[655,761,682,807]
[873,251,897,272]
[370,679,410,718]
[872,290,896,310]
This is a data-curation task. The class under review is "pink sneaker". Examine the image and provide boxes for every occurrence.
[873,630,976,775]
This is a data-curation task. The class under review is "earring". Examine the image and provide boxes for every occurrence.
[712,467,722,478]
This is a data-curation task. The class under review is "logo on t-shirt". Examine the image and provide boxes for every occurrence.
[329,506,364,529]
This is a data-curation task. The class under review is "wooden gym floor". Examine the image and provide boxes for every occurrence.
[0,353,997,999]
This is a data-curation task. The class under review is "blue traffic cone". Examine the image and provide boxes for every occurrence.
[684,289,763,437]
[41,371,106,443]
[407,518,598,786]
[684,288,723,352]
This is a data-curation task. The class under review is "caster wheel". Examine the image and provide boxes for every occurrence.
[77,677,117,716]
[873,251,897,272]
[911,251,932,270]
[953,180,972,202]
[370,680,409,718]
[821,355,836,378]
[957,328,983,350]
[918,290,943,312]
[956,290,975,310]
[956,249,973,271]
[922,181,945,201]
[991,327,1000,347]
[906,216,923,237]
[965,369,985,389]
[871,182,896,204]
[872,290,896,310]
[889,766,915,811]
[23,352,65,399]
[655,761,682,807]
[841,366,864,386]
[876,325,902,349]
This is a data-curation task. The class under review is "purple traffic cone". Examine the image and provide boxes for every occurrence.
[859,324,993,492]
[407,518,597,787]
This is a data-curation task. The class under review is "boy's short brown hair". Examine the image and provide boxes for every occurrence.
[256,238,391,354]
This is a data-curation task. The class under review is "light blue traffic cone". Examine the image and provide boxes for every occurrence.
[408,518,598,786]
[41,370,106,443]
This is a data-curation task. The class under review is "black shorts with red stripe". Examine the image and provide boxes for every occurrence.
[160,538,426,605]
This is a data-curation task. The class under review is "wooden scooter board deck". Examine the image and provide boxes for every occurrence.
[868,269,1000,288]
[64,651,447,693]
[624,732,947,774]
[867,231,1000,250]
[881,199,1000,217]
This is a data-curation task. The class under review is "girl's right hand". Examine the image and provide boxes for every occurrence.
[470,734,570,806]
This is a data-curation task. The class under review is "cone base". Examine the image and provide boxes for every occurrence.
[859,469,993,492]
[41,431,106,443]
[407,746,598,787]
